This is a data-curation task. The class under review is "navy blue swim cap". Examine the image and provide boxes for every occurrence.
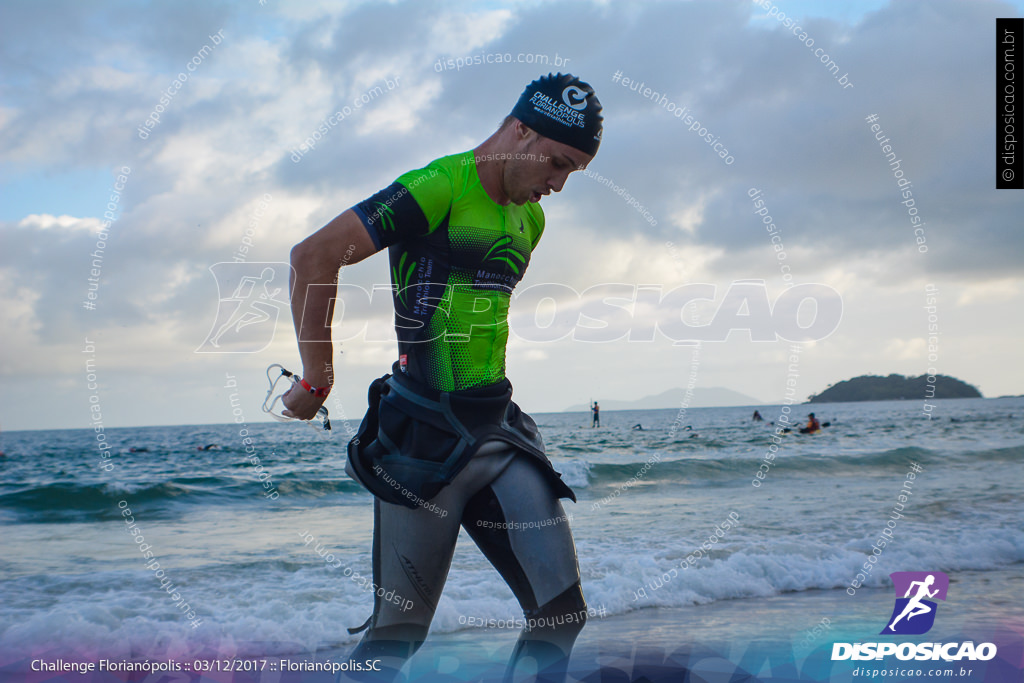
[510,73,603,156]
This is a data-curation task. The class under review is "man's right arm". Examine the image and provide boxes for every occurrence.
[283,209,377,419]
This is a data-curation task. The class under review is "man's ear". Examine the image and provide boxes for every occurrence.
[515,119,535,143]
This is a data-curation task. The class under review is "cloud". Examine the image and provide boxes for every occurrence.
[0,0,1022,427]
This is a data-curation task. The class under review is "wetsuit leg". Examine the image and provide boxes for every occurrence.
[504,584,587,683]
[461,456,586,683]
[345,448,518,681]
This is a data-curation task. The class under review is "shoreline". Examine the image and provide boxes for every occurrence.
[3,571,1021,681]
[292,567,1024,680]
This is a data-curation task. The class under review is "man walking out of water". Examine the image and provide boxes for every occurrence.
[284,73,603,682]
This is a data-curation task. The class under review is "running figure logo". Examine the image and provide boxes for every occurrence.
[196,262,291,353]
[880,571,949,635]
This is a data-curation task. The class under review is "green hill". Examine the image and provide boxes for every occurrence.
[808,373,981,403]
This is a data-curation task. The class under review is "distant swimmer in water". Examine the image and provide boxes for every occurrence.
[128,447,150,453]
[197,443,220,451]
[682,425,699,438]
[632,423,643,431]
[591,401,600,428]
[752,410,763,422]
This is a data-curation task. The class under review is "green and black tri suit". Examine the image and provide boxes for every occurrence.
[354,150,543,392]
[345,152,585,682]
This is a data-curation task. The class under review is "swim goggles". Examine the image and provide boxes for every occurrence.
[262,363,331,434]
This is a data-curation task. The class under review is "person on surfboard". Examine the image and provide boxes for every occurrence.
[803,413,821,434]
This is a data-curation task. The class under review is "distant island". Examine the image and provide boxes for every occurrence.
[564,387,764,412]
[808,374,982,403]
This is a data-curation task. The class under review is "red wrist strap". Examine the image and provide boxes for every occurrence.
[299,378,331,397]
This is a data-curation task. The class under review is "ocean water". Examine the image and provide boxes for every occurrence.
[1,397,1022,680]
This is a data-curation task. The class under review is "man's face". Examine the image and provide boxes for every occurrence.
[503,125,595,205]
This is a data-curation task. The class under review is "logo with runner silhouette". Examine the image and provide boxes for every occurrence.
[880,571,949,635]
[196,262,291,353]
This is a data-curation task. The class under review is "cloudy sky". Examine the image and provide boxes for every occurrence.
[2,0,1022,431]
